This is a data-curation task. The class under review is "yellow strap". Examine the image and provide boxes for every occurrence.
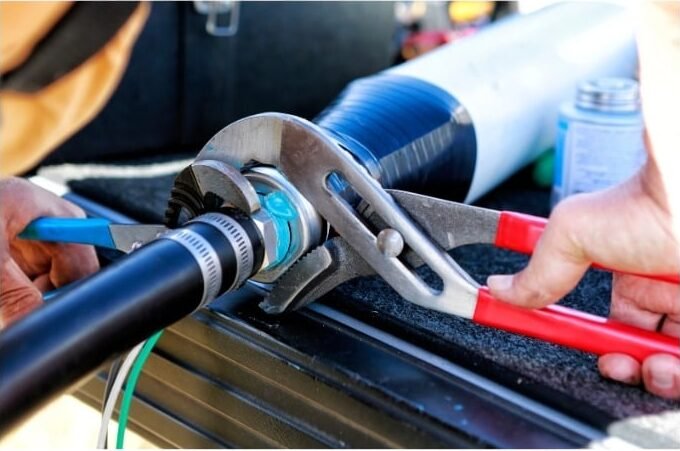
[0,3,150,176]
[0,2,73,74]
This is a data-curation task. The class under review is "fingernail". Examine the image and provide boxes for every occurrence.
[607,361,634,383]
[487,275,513,292]
[652,371,674,390]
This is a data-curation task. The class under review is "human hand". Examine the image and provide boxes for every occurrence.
[487,161,680,399]
[0,178,99,327]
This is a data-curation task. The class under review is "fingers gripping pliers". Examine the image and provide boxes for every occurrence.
[260,130,680,362]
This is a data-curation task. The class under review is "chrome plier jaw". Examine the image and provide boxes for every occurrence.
[261,190,502,314]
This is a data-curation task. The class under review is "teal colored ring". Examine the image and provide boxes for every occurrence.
[259,191,299,269]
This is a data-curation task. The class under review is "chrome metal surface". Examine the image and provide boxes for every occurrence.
[190,159,260,214]
[383,190,500,248]
[194,115,327,282]
[262,192,502,313]
[260,242,335,314]
[376,229,404,258]
[195,113,289,170]
[261,237,374,314]
[190,213,254,291]
[109,224,168,253]
[576,78,640,113]
[161,228,222,307]
[262,190,503,313]
[248,209,279,271]
[276,117,480,319]
[243,164,324,283]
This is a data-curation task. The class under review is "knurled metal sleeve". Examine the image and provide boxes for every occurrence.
[189,213,255,292]
[160,228,222,307]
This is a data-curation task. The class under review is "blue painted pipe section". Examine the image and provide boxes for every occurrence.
[315,74,477,201]
[19,217,116,249]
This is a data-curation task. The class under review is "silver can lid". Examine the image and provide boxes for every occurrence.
[576,78,640,113]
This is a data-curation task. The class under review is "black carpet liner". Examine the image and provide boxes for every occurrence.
[62,157,680,421]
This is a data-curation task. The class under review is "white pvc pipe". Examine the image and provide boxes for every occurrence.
[389,2,637,202]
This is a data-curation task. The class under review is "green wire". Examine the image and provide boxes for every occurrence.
[116,330,163,449]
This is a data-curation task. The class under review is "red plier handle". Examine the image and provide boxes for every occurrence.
[476,211,680,361]
[475,289,680,361]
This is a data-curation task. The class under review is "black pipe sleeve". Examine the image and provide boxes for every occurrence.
[314,74,477,201]
[0,217,261,434]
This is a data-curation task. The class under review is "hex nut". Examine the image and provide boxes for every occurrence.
[250,210,280,270]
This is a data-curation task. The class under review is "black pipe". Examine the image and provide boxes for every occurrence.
[0,216,262,434]
[315,74,477,201]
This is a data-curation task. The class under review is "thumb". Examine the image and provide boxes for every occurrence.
[487,198,591,308]
[0,259,43,328]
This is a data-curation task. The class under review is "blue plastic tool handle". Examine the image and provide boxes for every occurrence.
[43,283,75,302]
[19,217,115,249]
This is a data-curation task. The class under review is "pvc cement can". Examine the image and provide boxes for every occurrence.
[551,78,646,207]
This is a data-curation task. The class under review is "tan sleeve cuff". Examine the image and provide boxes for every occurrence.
[0,3,150,176]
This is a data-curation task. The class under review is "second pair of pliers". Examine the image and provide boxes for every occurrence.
[19,217,167,254]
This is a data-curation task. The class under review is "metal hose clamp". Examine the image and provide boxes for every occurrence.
[189,213,254,291]
[161,229,222,307]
